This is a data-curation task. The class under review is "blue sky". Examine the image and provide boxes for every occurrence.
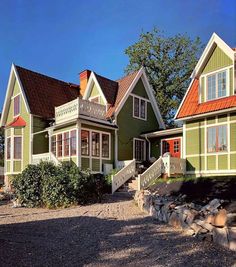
[0,0,235,109]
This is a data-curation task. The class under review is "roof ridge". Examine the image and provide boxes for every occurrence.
[15,65,80,88]
[94,72,118,84]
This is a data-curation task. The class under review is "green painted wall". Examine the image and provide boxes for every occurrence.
[186,156,204,172]
[200,76,205,103]
[202,46,233,74]
[231,154,236,169]
[186,128,204,155]
[88,82,106,105]
[230,123,236,152]
[207,155,216,170]
[218,154,228,170]
[132,79,149,99]
[186,119,204,128]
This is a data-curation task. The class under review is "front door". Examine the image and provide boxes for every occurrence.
[162,138,181,158]
[134,139,146,162]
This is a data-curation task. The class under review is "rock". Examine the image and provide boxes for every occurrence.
[205,214,214,224]
[184,229,195,236]
[212,209,227,227]
[228,227,236,251]
[226,213,236,227]
[169,212,182,229]
[225,202,236,213]
[185,210,198,225]
[203,232,213,242]
[149,205,157,217]
[190,222,202,235]
[195,220,213,232]
[212,227,229,249]
[202,198,221,213]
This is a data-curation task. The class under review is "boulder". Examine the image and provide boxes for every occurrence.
[190,222,202,235]
[185,210,198,225]
[212,227,229,249]
[226,213,236,227]
[228,227,236,251]
[205,214,214,224]
[202,198,221,213]
[195,220,214,232]
[212,209,227,227]
[169,212,182,229]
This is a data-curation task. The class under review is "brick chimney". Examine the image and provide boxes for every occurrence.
[79,70,91,96]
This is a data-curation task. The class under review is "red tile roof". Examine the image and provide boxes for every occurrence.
[15,66,80,119]
[6,116,26,128]
[177,78,236,119]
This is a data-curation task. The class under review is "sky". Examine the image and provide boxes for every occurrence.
[0,0,235,110]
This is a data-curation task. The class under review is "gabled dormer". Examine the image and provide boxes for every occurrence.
[176,33,236,120]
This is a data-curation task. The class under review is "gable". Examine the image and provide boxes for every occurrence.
[87,82,106,105]
[202,46,233,75]
[131,79,149,99]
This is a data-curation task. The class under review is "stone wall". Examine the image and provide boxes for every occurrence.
[134,190,236,251]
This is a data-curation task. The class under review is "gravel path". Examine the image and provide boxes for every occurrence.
[0,193,235,267]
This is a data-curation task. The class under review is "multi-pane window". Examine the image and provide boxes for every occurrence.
[64,132,70,157]
[14,137,22,159]
[70,130,77,156]
[14,95,20,116]
[207,125,227,153]
[102,134,109,158]
[133,96,147,120]
[51,136,56,155]
[92,132,100,157]
[81,130,89,156]
[7,138,11,160]
[57,134,63,157]
[207,70,227,101]
[134,139,145,162]
[174,140,179,153]
[162,141,170,154]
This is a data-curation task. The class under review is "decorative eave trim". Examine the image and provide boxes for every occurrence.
[0,64,31,127]
[115,67,166,129]
[82,72,108,105]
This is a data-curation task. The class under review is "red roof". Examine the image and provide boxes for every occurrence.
[177,78,236,119]
[15,66,80,119]
[6,116,26,128]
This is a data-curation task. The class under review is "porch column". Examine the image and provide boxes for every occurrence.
[77,120,81,168]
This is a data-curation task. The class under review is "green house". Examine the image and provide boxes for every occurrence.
[0,65,165,188]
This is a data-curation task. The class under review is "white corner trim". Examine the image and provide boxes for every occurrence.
[82,72,108,105]
[1,64,31,127]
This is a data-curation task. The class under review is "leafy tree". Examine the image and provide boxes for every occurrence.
[125,28,203,125]
[0,127,4,167]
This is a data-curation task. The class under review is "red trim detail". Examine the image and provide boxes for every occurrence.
[6,116,26,128]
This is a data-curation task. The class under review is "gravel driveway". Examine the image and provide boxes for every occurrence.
[0,193,235,267]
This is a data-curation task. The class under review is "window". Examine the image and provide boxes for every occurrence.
[102,134,109,158]
[14,95,20,116]
[207,70,227,101]
[81,130,89,156]
[57,134,62,157]
[133,96,147,120]
[92,132,100,157]
[64,132,70,157]
[162,141,170,154]
[7,138,11,160]
[51,136,56,155]
[14,137,22,159]
[70,130,77,156]
[134,139,145,162]
[174,140,179,153]
[207,125,227,153]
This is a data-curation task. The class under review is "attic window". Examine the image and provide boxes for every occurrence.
[207,70,227,101]
[14,95,20,117]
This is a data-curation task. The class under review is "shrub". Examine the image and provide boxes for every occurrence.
[12,164,42,207]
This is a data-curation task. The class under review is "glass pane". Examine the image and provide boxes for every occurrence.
[140,99,146,119]
[7,138,11,159]
[207,127,216,152]
[14,95,20,116]
[218,71,227,98]
[14,137,22,159]
[218,125,227,151]
[135,140,145,161]
[70,130,77,156]
[64,132,70,157]
[92,132,100,157]
[207,74,216,100]
[102,134,109,158]
[81,130,89,156]
[51,136,56,155]
[57,134,62,157]
[134,97,139,117]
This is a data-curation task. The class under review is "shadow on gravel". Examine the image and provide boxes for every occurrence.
[0,213,235,267]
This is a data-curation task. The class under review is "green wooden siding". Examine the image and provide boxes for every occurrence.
[218,115,227,123]
[186,119,204,128]
[207,117,216,125]
[231,154,236,169]
[218,154,228,170]
[230,123,236,152]
[186,156,204,172]
[88,82,106,105]
[202,46,233,74]
[200,76,205,103]
[13,161,21,172]
[230,112,236,121]
[186,128,204,155]
[33,132,49,154]
[207,155,216,170]
[131,79,148,99]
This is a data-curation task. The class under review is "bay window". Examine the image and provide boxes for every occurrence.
[207,125,227,153]
[92,132,100,157]
[70,130,77,156]
[81,130,89,156]
[14,137,22,159]
[51,136,56,155]
[102,134,109,158]
[64,132,70,157]
[57,134,62,157]
[7,138,11,160]
[207,70,227,101]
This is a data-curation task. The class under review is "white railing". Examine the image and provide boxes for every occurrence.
[55,98,107,124]
[112,159,136,194]
[138,157,163,190]
[32,153,60,165]
[162,155,186,176]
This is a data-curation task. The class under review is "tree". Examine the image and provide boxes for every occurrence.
[0,128,4,167]
[125,28,203,126]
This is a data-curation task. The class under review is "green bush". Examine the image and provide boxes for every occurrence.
[12,161,110,208]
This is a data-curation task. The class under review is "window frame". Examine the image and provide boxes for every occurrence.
[13,94,21,117]
[81,130,90,156]
[70,130,77,156]
[14,136,22,160]
[57,134,63,158]
[63,132,70,157]
[133,138,146,162]
[133,95,147,121]
[101,133,110,159]
[92,131,100,157]
[207,124,228,153]
[6,137,11,160]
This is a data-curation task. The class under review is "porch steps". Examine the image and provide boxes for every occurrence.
[117,176,139,193]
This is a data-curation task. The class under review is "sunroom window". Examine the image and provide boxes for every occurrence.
[207,125,227,153]
[207,70,227,101]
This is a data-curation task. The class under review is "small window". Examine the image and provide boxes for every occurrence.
[174,140,179,153]
[57,134,63,157]
[14,137,22,159]
[81,130,89,156]
[70,130,77,156]
[102,134,109,158]
[134,97,139,117]
[133,96,147,120]
[7,138,11,160]
[51,136,56,155]
[64,132,70,157]
[162,141,170,154]
[207,125,227,153]
[140,99,146,119]
[14,95,20,116]
[92,132,100,157]
[207,70,227,101]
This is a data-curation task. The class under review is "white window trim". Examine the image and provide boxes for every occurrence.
[201,66,230,102]
[132,95,147,121]
[133,138,146,162]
